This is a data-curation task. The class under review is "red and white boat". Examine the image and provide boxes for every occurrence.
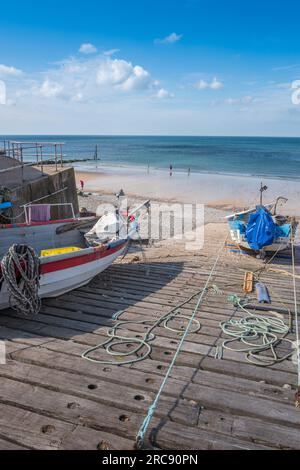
[0,201,149,312]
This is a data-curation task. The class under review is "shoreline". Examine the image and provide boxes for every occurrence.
[73,161,300,183]
[73,165,300,216]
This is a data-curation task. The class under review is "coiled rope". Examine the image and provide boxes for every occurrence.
[217,294,293,366]
[81,292,204,366]
[0,244,41,316]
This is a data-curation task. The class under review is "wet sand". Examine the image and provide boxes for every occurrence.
[74,165,300,216]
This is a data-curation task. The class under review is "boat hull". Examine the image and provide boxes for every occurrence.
[0,241,127,311]
[228,228,290,253]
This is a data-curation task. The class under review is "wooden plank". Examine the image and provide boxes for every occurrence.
[9,346,299,428]
[0,361,201,428]
[9,340,295,400]
[0,402,133,450]
[0,375,266,450]
[0,436,28,450]
[147,418,271,450]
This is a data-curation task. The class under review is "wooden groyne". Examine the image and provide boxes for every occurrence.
[0,223,299,449]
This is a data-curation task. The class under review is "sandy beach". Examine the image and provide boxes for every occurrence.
[74,165,300,217]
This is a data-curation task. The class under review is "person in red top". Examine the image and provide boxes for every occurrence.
[80,180,84,191]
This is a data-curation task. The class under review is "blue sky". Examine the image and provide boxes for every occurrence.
[1,0,300,135]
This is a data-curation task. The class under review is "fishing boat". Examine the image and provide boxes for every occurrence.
[226,185,297,255]
[0,199,149,312]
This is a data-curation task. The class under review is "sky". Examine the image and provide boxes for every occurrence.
[1,0,300,136]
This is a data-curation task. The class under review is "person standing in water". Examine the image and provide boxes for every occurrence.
[188,167,191,176]
[169,164,173,176]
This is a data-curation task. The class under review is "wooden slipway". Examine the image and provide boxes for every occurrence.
[0,223,299,450]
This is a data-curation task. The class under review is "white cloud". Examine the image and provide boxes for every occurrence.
[272,64,300,72]
[0,64,23,77]
[121,65,151,91]
[0,80,6,104]
[37,79,64,98]
[225,95,254,105]
[154,88,174,99]
[155,32,183,45]
[242,95,254,104]
[8,52,170,109]
[97,59,152,91]
[225,98,238,105]
[79,43,97,54]
[103,48,120,56]
[195,77,224,90]
[71,92,84,102]
[64,62,86,74]
[210,77,223,90]
[195,79,209,90]
[97,59,132,86]
[275,82,292,90]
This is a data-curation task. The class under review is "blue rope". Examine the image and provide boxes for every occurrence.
[136,238,226,448]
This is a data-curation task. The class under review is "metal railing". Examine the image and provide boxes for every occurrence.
[23,202,75,225]
[2,141,65,172]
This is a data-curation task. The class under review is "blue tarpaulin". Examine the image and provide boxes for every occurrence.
[245,206,277,250]
[0,202,12,210]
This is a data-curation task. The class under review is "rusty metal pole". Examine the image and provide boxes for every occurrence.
[36,143,39,166]
[20,146,24,183]
[55,144,58,172]
[60,144,63,167]
[40,145,43,173]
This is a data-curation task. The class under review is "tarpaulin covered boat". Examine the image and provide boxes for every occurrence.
[226,195,296,254]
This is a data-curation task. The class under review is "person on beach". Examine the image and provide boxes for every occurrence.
[169,164,173,176]
[188,167,191,176]
[80,180,84,191]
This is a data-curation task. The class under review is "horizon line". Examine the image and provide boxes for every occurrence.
[1,134,300,139]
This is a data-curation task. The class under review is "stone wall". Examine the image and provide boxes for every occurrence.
[6,167,79,222]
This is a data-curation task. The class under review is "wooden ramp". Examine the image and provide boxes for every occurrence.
[0,223,299,450]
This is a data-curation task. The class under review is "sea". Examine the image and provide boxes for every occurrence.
[1,135,300,180]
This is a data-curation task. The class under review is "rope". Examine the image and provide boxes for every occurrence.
[0,244,41,316]
[266,267,300,281]
[219,294,293,366]
[291,238,300,386]
[0,210,25,221]
[135,236,227,449]
[81,291,203,366]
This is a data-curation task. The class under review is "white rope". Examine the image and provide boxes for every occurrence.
[291,238,300,385]
[219,295,293,366]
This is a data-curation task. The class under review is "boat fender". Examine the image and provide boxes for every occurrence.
[255,282,271,304]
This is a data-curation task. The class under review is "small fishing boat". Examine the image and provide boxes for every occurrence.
[226,185,297,255]
[0,199,149,312]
